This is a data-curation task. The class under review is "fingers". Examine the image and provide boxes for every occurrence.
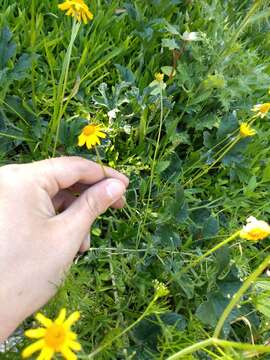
[55,178,127,243]
[52,191,77,212]
[53,189,126,212]
[29,157,129,197]
[79,234,91,253]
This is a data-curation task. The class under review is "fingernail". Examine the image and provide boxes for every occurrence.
[106,179,125,200]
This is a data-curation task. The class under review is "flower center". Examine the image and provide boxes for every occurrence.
[260,104,270,113]
[83,125,96,136]
[249,228,267,239]
[44,324,66,350]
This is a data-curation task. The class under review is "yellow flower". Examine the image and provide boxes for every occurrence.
[251,103,270,118]
[240,216,270,241]
[155,72,164,82]
[78,124,106,149]
[22,309,81,360]
[58,0,94,24]
[153,280,169,298]
[239,122,256,137]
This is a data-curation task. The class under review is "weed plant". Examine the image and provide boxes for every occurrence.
[1,0,270,359]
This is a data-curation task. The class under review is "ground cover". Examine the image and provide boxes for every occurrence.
[1,0,270,359]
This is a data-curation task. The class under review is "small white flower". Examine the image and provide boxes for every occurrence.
[182,31,200,42]
[123,124,131,134]
[107,108,120,122]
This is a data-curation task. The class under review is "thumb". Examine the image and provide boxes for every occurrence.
[56,178,126,240]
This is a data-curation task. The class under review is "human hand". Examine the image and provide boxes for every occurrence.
[0,157,128,342]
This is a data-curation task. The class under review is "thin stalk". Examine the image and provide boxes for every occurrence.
[166,339,213,359]
[31,0,37,109]
[86,297,158,359]
[182,114,257,179]
[185,137,239,186]
[166,338,270,359]
[95,147,134,219]
[137,87,164,246]
[180,231,240,275]
[214,254,270,338]
[46,20,80,157]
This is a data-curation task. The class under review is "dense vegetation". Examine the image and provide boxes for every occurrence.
[1,0,270,358]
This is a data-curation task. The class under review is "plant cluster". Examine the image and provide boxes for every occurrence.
[1,0,270,359]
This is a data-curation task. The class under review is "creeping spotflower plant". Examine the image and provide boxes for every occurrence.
[251,102,270,118]
[58,0,93,24]
[22,309,81,360]
[78,124,106,149]
[239,122,256,137]
[240,216,270,241]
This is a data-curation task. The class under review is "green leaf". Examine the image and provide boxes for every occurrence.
[215,246,230,276]
[202,215,219,238]
[255,294,270,317]
[115,63,135,84]
[154,225,181,249]
[160,312,187,331]
[9,54,32,81]
[217,112,238,139]
[0,26,16,70]
[162,38,180,50]
[175,273,194,299]
[156,160,170,174]
[196,292,228,326]
[262,163,270,182]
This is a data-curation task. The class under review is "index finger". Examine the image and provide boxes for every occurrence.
[28,156,129,197]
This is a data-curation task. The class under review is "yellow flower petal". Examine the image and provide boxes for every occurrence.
[61,346,77,360]
[64,311,80,328]
[37,347,54,360]
[55,308,67,325]
[239,123,256,137]
[67,340,82,351]
[251,102,270,118]
[96,131,106,138]
[67,331,78,341]
[58,0,94,24]
[78,134,87,147]
[58,3,72,10]
[25,328,46,339]
[86,136,94,149]
[240,216,270,241]
[22,339,45,358]
[36,313,53,328]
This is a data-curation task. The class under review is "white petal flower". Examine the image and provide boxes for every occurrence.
[182,31,200,42]
[107,108,120,122]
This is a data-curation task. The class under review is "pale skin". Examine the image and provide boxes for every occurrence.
[0,156,129,343]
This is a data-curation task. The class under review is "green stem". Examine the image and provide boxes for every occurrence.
[180,231,240,275]
[31,0,36,110]
[86,298,157,359]
[167,339,213,359]
[166,338,270,359]
[47,20,80,157]
[137,87,164,246]
[182,115,257,179]
[185,137,239,186]
[94,146,106,177]
[214,254,270,338]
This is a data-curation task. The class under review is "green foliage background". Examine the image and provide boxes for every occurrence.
[1,0,270,358]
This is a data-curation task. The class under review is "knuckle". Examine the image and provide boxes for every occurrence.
[84,193,103,218]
